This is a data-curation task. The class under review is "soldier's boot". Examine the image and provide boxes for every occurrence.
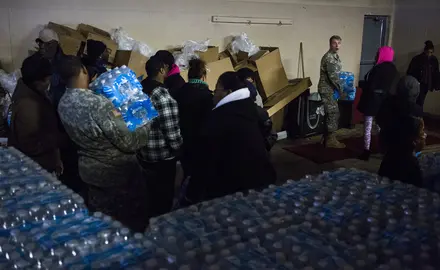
[323,133,345,149]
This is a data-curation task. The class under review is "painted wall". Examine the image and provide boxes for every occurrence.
[0,0,393,91]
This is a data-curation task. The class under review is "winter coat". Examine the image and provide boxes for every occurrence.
[407,53,439,92]
[8,79,61,172]
[376,76,425,187]
[173,81,213,175]
[187,91,276,202]
[358,62,399,116]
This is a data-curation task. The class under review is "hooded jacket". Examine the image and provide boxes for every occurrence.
[358,47,399,116]
[377,76,425,187]
[187,89,276,202]
[377,76,425,154]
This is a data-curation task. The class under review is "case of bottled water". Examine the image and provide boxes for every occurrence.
[419,152,440,193]
[145,168,440,269]
[0,148,167,269]
[333,71,356,101]
[89,66,158,131]
[2,146,440,269]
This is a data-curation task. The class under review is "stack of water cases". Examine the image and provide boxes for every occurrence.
[146,168,440,270]
[0,148,164,269]
[2,147,440,269]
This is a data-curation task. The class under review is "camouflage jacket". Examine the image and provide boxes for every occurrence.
[318,50,342,94]
[57,88,150,187]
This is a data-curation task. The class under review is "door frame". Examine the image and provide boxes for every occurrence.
[359,15,391,83]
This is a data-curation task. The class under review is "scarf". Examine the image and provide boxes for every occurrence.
[167,64,180,77]
[188,79,208,86]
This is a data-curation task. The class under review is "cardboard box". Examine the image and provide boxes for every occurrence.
[83,33,118,63]
[77,24,117,62]
[114,50,148,80]
[263,78,312,117]
[197,46,219,63]
[206,58,234,89]
[179,58,234,90]
[170,46,219,64]
[231,47,286,100]
[48,22,85,56]
[77,23,111,39]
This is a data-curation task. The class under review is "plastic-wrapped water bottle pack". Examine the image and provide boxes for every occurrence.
[0,148,170,269]
[3,146,440,269]
[146,168,440,269]
[90,66,158,131]
[334,71,356,101]
[0,148,88,235]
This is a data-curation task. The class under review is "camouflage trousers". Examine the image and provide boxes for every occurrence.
[319,91,340,133]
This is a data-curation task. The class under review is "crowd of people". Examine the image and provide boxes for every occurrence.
[6,28,277,231]
[4,26,438,230]
[320,36,437,187]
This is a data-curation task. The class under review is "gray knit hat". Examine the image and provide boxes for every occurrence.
[396,75,420,103]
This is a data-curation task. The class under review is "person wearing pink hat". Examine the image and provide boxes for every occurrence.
[357,46,399,161]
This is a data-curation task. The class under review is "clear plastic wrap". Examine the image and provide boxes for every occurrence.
[133,41,154,57]
[333,71,356,101]
[89,66,158,131]
[0,69,21,95]
[110,27,154,57]
[110,27,135,50]
[173,39,209,69]
[230,33,259,57]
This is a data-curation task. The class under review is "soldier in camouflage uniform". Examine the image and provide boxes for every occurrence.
[57,56,151,232]
[318,35,345,148]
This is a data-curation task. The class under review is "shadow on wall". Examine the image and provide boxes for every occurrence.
[394,50,417,75]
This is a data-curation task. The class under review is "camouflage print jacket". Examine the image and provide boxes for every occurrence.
[57,88,150,187]
[318,50,342,94]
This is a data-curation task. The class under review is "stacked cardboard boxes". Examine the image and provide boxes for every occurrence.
[223,47,312,130]
[77,24,118,63]
[178,47,234,89]
[47,22,85,56]
[45,22,309,130]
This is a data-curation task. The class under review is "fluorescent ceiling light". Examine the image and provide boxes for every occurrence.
[212,16,293,26]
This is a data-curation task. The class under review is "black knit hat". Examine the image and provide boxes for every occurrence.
[21,54,52,84]
[87,40,107,59]
[424,40,434,51]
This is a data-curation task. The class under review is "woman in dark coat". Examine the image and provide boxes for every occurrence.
[358,46,399,160]
[174,59,213,178]
[186,72,276,203]
[154,50,185,99]
[376,76,426,187]
[407,40,439,109]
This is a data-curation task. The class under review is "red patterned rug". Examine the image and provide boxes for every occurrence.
[283,135,440,164]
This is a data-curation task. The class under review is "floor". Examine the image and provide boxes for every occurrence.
[271,123,440,184]
[175,119,440,192]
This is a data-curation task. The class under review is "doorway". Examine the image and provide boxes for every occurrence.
[359,15,390,82]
